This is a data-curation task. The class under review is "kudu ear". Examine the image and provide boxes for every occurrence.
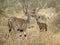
[8,20,12,33]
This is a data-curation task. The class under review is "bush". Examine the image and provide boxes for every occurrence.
[0,4,7,9]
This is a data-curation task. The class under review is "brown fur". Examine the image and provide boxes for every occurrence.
[8,17,27,32]
[37,22,47,31]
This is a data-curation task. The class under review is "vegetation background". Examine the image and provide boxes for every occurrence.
[0,0,60,45]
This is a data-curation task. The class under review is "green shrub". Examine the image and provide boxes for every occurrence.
[0,4,6,9]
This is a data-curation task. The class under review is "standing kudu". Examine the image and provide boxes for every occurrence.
[36,18,47,31]
[8,17,27,32]
[8,7,31,37]
[7,0,32,38]
[30,9,47,31]
[8,17,29,38]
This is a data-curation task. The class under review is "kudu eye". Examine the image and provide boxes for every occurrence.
[17,29,23,32]
[20,29,23,32]
[9,29,11,33]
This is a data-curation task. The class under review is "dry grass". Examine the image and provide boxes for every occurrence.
[0,8,60,45]
[0,23,60,45]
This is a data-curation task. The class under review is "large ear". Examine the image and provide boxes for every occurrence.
[8,17,17,28]
[8,18,13,30]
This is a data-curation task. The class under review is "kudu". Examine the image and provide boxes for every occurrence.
[8,0,32,33]
[8,17,27,32]
[8,9,31,38]
[36,18,47,31]
[30,9,47,31]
